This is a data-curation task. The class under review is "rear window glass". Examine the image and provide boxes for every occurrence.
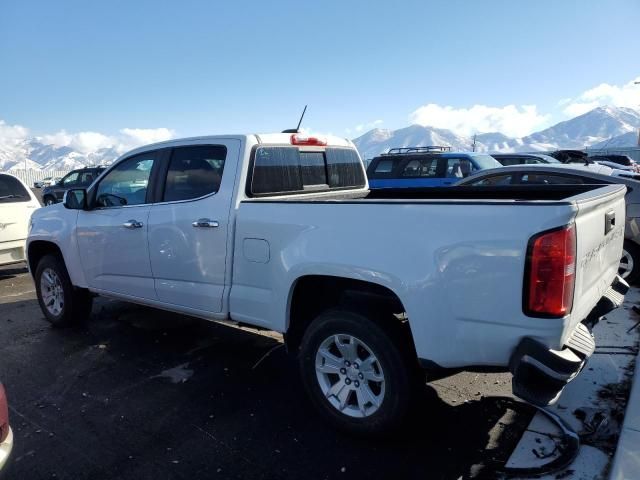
[251,147,365,196]
[300,152,327,186]
[0,175,29,203]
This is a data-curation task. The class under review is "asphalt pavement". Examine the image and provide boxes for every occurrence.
[0,264,529,480]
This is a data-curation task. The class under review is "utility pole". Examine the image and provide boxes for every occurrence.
[471,134,477,152]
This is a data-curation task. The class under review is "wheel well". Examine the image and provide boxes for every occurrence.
[28,241,63,276]
[285,275,416,356]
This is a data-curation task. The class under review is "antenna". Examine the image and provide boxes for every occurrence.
[296,105,307,132]
[282,105,308,133]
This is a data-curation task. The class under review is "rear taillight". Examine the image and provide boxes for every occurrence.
[0,384,8,443]
[524,224,576,317]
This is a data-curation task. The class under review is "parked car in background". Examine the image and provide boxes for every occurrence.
[588,154,640,173]
[33,176,62,188]
[548,149,589,163]
[493,153,633,177]
[0,383,12,471]
[27,133,627,433]
[366,147,502,188]
[42,167,105,206]
[457,163,640,282]
[492,153,562,165]
[0,173,41,266]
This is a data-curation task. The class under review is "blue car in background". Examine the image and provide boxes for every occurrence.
[366,147,502,189]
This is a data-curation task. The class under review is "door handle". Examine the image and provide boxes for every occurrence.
[192,218,219,228]
[123,220,143,229]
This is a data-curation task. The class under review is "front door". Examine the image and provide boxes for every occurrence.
[76,151,159,299]
[55,171,80,201]
[147,141,239,313]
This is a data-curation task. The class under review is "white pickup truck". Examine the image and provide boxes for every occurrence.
[27,133,628,434]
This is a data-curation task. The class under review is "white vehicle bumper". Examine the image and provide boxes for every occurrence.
[0,427,13,471]
[0,239,27,266]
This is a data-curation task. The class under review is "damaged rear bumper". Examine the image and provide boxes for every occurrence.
[510,275,629,406]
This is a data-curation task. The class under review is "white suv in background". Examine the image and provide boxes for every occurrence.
[0,173,41,266]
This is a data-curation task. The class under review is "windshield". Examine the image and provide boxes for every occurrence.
[470,154,502,169]
[536,154,561,164]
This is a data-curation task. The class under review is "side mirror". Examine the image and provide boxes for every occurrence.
[63,189,88,210]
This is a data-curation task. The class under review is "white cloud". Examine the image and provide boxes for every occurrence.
[409,104,549,138]
[0,120,29,147]
[37,127,175,154]
[562,77,640,116]
[117,127,175,153]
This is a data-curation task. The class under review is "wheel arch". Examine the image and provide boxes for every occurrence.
[27,240,64,277]
[285,275,418,359]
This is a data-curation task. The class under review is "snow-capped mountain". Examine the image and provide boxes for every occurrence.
[0,137,120,172]
[592,131,640,149]
[354,106,640,159]
[354,125,473,160]
[521,106,640,150]
[1,106,639,171]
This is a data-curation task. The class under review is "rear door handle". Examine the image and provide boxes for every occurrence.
[123,220,143,229]
[192,218,219,228]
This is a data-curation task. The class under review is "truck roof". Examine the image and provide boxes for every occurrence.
[111,133,355,164]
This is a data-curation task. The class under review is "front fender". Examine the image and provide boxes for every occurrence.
[27,205,87,287]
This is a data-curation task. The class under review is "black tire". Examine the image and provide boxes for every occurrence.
[621,240,640,285]
[43,196,56,206]
[34,254,93,327]
[298,308,415,435]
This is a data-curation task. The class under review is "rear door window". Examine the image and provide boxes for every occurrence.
[520,174,584,185]
[79,171,97,185]
[61,171,80,187]
[251,147,364,196]
[445,158,474,178]
[401,158,438,177]
[0,175,29,203]
[163,145,227,202]
[469,174,515,186]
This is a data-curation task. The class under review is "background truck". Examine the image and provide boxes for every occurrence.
[27,132,627,434]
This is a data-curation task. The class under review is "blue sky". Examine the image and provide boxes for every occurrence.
[1,0,639,146]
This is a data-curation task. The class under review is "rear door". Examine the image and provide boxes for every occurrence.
[147,141,240,313]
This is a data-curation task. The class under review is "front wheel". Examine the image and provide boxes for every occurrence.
[620,241,640,284]
[298,308,414,435]
[43,196,56,206]
[35,254,93,327]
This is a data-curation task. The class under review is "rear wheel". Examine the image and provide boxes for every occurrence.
[35,254,93,327]
[619,241,640,284]
[298,308,415,435]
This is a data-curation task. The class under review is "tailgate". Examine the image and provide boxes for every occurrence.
[566,184,626,341]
